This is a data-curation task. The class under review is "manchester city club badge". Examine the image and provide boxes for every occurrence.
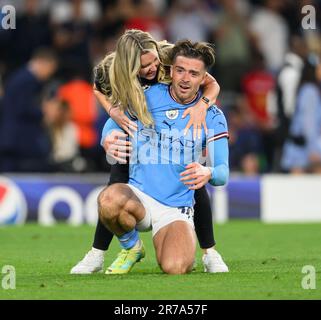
[165,109,179,120]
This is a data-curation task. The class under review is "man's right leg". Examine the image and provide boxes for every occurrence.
[70,163,129,274]
[98,183,147,274]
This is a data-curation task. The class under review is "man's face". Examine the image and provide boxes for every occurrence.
[170,56,206,104]
[39,60,57,81]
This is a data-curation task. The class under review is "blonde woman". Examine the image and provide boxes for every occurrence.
[71,29,227,274]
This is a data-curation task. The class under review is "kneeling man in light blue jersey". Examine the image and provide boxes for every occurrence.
[98,40,229,275]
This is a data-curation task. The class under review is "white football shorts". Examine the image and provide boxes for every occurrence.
[127,184,194,237]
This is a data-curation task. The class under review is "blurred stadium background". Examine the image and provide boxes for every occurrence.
[0,0,321,300]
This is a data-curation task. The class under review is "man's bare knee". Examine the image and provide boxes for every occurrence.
[155,222,196,275]
[98,184,128,221]
[161,259,190,275]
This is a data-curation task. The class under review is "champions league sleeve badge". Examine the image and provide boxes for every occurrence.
[165,109,179,120]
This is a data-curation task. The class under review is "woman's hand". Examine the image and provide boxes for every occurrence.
[182,100,208,140]
[103,130,132,164]
[180,162,212,190]
[109,106,138,138]
[93,88,137,137]
[182,72,220,139]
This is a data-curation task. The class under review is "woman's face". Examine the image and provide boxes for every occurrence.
[139,51,160,80]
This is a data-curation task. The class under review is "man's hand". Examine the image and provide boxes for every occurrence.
[103,130,132,164]
[109,106,137,138]
[180,162,212,190]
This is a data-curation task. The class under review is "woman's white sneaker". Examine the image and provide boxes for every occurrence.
[70,248,105,274]
[202,249,229,273]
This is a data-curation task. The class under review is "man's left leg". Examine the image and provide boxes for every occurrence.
[153,221,196,275]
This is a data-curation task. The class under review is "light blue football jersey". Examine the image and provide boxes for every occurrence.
[102,83,229,207]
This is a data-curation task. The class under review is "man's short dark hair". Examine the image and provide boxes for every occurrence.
[170,40,216,69]
[32,47,58,63]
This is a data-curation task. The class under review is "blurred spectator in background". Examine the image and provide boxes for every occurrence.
[0,48,58,172]
[57,72,99,171]
[93,0,166,63]
[124,0,165,40]
[3,0,52,77]
[281,56,321,174]
[228,103,263,175]
[42,98,81,172]
[274,35,308,170]
[249,0,289,73]
[49,0,101,25]
[276,35,308,133]
[166,0,214,42]
[241,50,276,171]
[212,0,252,91]
[0,72,3,123]
[50,0,100,81]
[51,23,91,81]
[280,0,321,56]
[95,0,129,57]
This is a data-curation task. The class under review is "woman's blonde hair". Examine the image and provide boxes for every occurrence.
[94,29,173,126]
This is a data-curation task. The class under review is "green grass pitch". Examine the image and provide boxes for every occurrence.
[0,221,320,300]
